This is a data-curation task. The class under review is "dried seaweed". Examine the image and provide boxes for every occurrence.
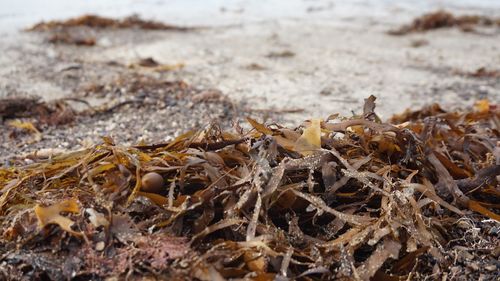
[27,14,192,47]
[389,10,500,35]
[463,67,500,79]
[47,31,96,46]
[28,14,192,32]
[0,97,75,126]
[266,50,296,58]
[0,97,499,280]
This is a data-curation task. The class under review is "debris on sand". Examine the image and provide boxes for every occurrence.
[0,97,40,120]
[0,96,498,280]
[409,39,429,48]
[0,97,76,147]
[136,57,161,68]
[130,57,185,72]
[266,50,296,58]
[388,10,500,35]
[28,14,192,32]
[6,120,42,143]
[0,97,75,126]
[467,67,500,79]
[0,57,242,162]
[47,30,96,46]
[452,67,500,79]
[245,63,267,71]
[27,14,193,46]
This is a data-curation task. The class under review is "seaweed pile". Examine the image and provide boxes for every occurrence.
[27,14,192,46]
[28,14,191,32]
[388,10,500,35]
[0,97,499,280]
[0,97,75,126]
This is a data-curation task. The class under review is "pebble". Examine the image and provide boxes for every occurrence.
[468,262,479,271]
[484,265,496,271]
[95,241,105,251]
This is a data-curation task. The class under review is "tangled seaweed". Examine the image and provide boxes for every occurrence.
[0,97,498,280]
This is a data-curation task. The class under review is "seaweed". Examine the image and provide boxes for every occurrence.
[388,10,500,35]
[27,14,193,47]
[0,97,498,280]
[28,14,192,32]
[0,97,75,126]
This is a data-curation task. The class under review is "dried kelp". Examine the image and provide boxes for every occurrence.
[0,97,75,126]
[0,97,499,280]
[47,30,96,46]
[27,14,192,47]
[266,50,296,58]
[28,14,192,32]
[463,67,500,79]
[388,10,500,35]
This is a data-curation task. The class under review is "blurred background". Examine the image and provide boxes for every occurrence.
[2,0,500,29]
[1,0,499,156]
[2,1,499,116]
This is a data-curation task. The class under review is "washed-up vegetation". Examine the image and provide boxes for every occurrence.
[464,67,500,79]
[0,70,238,162]
[388,10,500,35]
[27,14,192,46]
[0,96,498,280]
[0,97,75,126]
[28,14,192,32]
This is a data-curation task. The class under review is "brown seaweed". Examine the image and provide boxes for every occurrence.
[388,10,500,35]
[0,97,498,280]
